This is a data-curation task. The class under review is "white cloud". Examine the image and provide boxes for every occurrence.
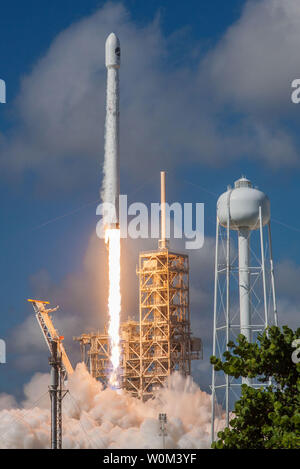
[204,0,300,113]
[1,1,300,194]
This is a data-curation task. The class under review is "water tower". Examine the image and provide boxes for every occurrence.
[211,177,278,440]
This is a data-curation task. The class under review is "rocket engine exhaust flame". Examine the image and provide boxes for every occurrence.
[105,228,121,388]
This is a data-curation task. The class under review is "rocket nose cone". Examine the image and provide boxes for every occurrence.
[106,32,119,44]
[105,32,120,68]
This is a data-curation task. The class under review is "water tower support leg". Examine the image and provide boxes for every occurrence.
[259,207,268,329]
[267,222,278,327]
[211,218,219,443]
[225,205,230,427]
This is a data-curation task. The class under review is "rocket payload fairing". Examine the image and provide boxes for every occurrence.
[103,32,121,228]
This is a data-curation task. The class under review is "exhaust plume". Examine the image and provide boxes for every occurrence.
[0,364,224,449]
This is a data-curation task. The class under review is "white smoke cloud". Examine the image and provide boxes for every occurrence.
[0,363,224,449]
[0,394,17,411]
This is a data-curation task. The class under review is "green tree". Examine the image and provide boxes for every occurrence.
[210,325,300,449]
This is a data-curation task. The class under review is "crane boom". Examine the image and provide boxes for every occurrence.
[28,299,73,376]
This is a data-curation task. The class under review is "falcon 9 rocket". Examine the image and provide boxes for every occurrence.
[103,32,121,228]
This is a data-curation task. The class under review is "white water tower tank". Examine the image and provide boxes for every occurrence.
[217,177,270,230]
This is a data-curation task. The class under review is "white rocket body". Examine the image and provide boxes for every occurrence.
[103,33,121,228]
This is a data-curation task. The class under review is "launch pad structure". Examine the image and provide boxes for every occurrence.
[74,248,202,399]
[74,172,202,399]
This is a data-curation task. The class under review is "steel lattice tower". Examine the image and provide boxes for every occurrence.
[137,248,193,399]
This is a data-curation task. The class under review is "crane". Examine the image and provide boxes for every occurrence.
[28,299,73,376]
[28,299,73,449]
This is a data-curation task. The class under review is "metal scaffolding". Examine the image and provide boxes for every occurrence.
[136,248,201,399]
[120,320,141,396]
[74,330,110,385]
[74,249,202,399]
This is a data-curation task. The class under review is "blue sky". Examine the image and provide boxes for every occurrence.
[0,0,300,399]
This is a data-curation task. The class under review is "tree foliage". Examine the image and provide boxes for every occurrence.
[210,325,300,449]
